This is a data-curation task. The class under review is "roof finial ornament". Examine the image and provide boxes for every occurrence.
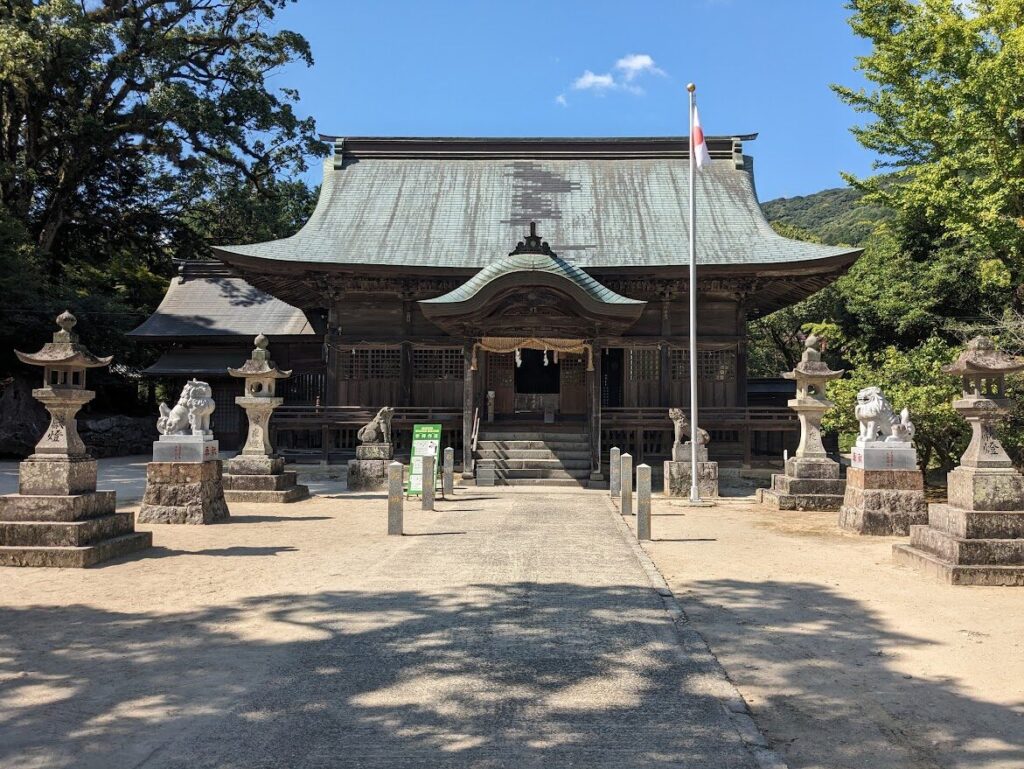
[509,221,556,257]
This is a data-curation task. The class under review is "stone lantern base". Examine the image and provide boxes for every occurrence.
[893,466,1024,585]
[757,457,846,511]
[0,457,152,568]
[222,455,309,503]
[137,460,229,525]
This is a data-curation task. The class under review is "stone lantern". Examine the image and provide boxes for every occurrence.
[0,311,151,566]
[894,337,1024,585]
[15,310,113,493]
[757,334,846,511]
[222,334,308,502]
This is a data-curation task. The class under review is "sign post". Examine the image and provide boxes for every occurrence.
[407,423,442,498]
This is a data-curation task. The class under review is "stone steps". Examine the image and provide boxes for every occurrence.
[223,486,310,504]
[474,431,591,487]
[0,532,153,568]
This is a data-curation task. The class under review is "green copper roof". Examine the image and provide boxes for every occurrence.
[422,252,644,305]
[212,137,861,271]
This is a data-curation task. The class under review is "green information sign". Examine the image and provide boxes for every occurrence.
[408,423,442,497]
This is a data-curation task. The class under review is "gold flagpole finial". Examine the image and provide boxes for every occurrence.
[686,82,696,93]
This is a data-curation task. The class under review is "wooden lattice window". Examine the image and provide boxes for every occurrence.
[338,348,401,380]
[413,348,464,380]
[560,355,585,385]
[627,349,660,382]
[486,353,513,388]
[670,349,736,382]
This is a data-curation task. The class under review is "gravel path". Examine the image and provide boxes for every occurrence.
[0,486,759,769]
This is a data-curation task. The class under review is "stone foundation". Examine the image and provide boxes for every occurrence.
[347,458,390,491]
[664,460,719,499]
[19,456,97,496]
[222,455,309,503]
[894,466,1024,585]
[0,486,151,568]
[838,467,927,535]
[137,460,229,524]
[757,457,845,511]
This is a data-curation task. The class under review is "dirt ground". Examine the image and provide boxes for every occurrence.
[625,494,1024,769]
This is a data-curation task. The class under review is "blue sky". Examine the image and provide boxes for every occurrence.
[270,0,877,201]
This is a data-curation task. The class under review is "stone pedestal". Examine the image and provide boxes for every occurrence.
[347,443,394,491]
[894,466,1024,585]
[137,461,229,524]
[664,459,719,499]
[757,457,846,511]
[0,458,151,567]
[839,443,926,535]
[223,455,309,503]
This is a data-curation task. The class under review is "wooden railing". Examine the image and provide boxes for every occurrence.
[271,406,463,463]
[602,407,796,427]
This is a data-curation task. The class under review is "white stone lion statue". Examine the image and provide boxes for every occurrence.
[158,379,216,437]
[855,386,914,444]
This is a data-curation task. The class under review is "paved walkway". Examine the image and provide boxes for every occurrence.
[0,486,760,768]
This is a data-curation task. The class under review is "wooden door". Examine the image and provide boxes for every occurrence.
[559,353,587,414]
[486,352,514,415]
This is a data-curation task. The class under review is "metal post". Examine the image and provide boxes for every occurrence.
[422,454,435,511]
[620,452,633,516]
[637,463,651,541]
[387,461,403,535]
[610,446,621,498]
[687,82,700,503]
[443,446,454,497]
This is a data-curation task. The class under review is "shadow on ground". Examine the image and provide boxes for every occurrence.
[683,579,1024,769]
[1,582,754,769]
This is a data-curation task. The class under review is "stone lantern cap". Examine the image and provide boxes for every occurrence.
[228,334,292,380]
[941,336,1024,377]
[15,311,112,371]
[782,334,844,380]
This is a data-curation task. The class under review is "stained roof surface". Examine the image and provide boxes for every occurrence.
[129,263,314,338]
[213,137,859,270]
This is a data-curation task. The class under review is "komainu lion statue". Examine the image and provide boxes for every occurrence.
[668,407,710,447]
[157,379,216,436]
[855,386,914,444]
[357,406,394,445]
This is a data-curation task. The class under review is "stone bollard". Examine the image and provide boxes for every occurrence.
[609,447,621,498]
[620,453,633,516]
[388,461,403,535]
[443,446,454,497]
[422,454,435,511]
[636,463,651,540]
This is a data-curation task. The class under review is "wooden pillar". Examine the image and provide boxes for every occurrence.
[659,299,672,407]
[589,342,603,481]
[461,342,475,479]
[324,299,339,407]
[399,341,413,406]
[736,299,750,467]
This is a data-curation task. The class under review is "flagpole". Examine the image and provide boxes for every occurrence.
[687,82,700,503]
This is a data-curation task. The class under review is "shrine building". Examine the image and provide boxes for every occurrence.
[131,135,861,482]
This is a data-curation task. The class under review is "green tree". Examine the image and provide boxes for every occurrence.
[833,0,1024,290]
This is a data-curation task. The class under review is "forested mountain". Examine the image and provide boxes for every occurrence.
[761,187,891,247]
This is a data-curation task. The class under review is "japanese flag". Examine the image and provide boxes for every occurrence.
[693,106,711,169]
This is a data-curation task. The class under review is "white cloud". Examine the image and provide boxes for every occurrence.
[573,70,615,91]
[555,94,568,107]
[615,53,666,81]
